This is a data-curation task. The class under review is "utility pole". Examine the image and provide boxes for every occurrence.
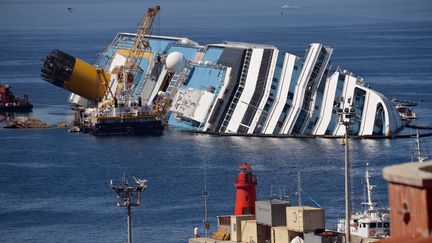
[337,98,356,243]
[297,171,302,206]
[110,176,148,243]
[203,159,210,237]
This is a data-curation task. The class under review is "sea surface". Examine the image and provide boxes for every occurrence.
[1,0,432,242]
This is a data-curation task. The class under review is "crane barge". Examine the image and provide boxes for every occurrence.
[41,6,167,135]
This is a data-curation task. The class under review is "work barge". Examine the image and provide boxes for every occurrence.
[40,5,414,137]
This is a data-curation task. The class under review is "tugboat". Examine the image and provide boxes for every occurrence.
[337,163,390,239]
[0,84,33,112]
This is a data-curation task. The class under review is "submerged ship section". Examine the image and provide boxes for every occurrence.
[56,31,403,137]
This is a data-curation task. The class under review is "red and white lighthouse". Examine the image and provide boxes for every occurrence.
[234,163,257,215]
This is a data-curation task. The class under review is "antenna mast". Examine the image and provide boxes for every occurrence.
[297,171,302,206]
[361,163,377,211]
[414,130,428,163]
[203,159,210,237]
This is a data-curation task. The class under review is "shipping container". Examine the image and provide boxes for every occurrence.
[271,227,303,243]
[257,223,271,243]
[304,232,343,243]
[230,215,255,242]
[241,220,257,243]
[286,206,325,233]
[255,200,290,226]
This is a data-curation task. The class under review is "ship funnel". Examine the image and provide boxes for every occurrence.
[41,49,110,101]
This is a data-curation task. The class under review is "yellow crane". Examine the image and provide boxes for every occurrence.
[40,6,161,102]
[116,5,160,93]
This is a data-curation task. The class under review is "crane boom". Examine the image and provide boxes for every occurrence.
[121,5,160,85]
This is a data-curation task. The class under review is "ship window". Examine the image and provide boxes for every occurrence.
[377,223,383,228]
[384,222,389,228]
[370,223,377,228]
[362,223,366,228]
[288,92,294,100]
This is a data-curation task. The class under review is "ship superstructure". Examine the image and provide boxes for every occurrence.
[44,7,404,137]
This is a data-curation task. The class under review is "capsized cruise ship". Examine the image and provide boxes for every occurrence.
[67,33,403,137]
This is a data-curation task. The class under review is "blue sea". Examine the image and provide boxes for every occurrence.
[1,0,432,242]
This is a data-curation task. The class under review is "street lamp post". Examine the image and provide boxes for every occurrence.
[110,176,148,243]
[337,99,356,243]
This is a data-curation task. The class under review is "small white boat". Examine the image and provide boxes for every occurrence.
[337,164,390,238]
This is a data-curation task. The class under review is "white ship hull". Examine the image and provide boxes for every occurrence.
[70,33,404,137]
